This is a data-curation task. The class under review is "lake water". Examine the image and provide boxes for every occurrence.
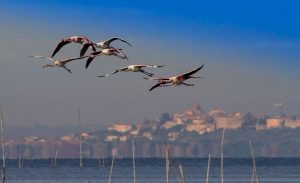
[1,158,300,183]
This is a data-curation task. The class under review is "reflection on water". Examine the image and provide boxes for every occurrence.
[1,158,300,183]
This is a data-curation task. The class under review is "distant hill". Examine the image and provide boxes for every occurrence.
[2,104,300,158]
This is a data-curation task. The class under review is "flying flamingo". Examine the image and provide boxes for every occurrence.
[51,36,96,58]
[80,37,131,57]
[85,48,128,68]
[144,65,205,91]
[30,55,88,73]
[97,64,165,78]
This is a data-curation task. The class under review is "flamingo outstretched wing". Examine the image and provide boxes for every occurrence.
[80,43,97,57]
[85,51,102,68]
[51,39,72,58]
[149,81,169,91]
[177,65,204,80]
[104,37,132,47]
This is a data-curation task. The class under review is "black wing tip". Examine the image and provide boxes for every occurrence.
[114,37,132,46]
[148,82,163,91]
[85,57,93,68]
[193,65,205,72]
[124,40,132,47]
[80,43,95,57]
[149,86,157,92]
[92,45,97,51]
[51,40,70,58]
[149,86,155,91]
[85,61,89,68]
[80,47,87,57]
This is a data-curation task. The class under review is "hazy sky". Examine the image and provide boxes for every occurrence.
[0,0,299,128]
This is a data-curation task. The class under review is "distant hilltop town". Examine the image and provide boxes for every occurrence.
[2,104,300,159]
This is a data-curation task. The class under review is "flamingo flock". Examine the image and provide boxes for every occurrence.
[30,35,204,91]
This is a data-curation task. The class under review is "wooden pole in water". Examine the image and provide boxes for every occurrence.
[179,164,186,183]
[18,144,22,168]
[206,154,211,183]
[98,147,102,169]
[132,140,136,183]
[53,149,58,168]
[220,128,225,183]
[250,164,255,183]
[78,109,83,168]
[98,157,101,169]
[102,154,105,167]
[79,132,82,168]
[22,153,25,168]
[108,147,116,183]
[1,105,6,183]
[99,150,105,168]
[166,144,170,183]
[249,140,259,183]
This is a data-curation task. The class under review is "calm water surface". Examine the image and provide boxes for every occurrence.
[1,158,300,183]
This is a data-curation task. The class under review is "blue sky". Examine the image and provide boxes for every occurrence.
[0,0,299,127]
